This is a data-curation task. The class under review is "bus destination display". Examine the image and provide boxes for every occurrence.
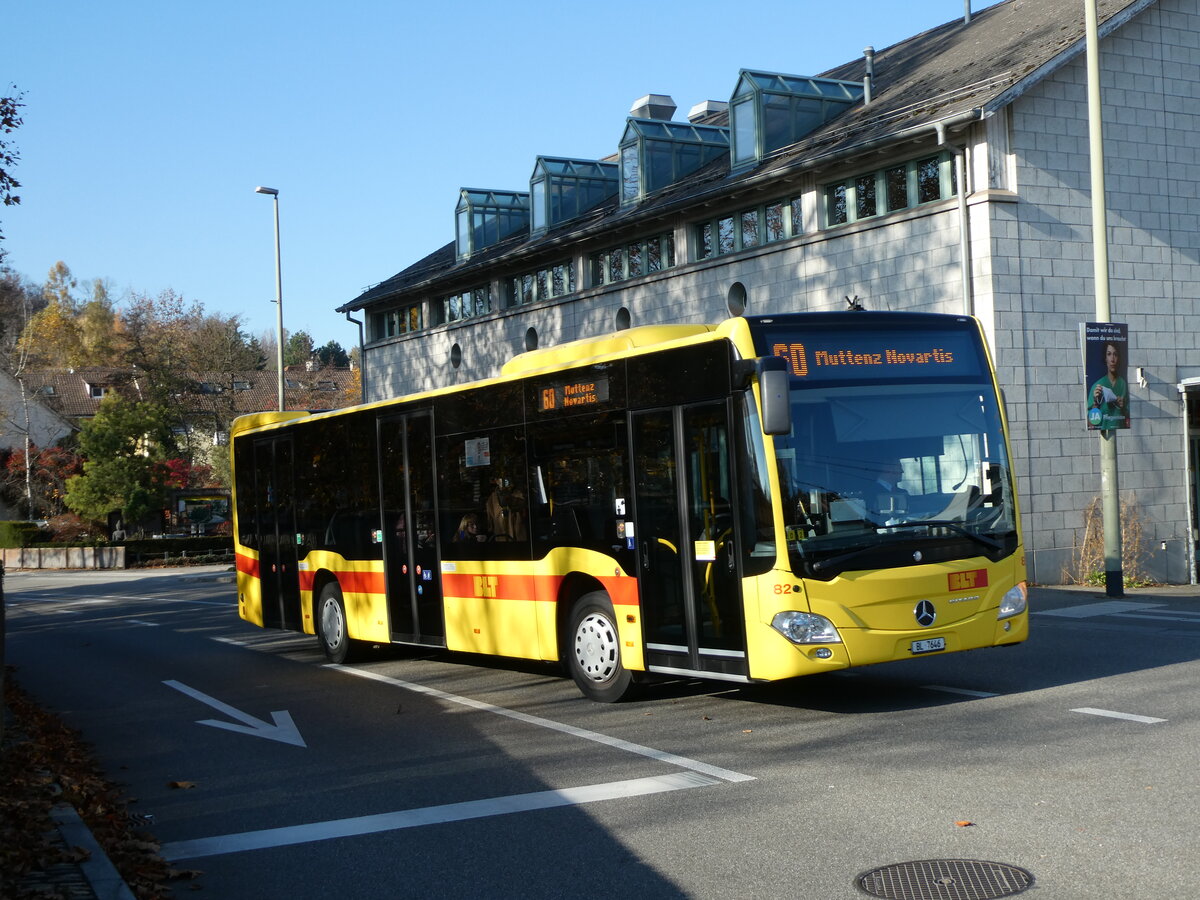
[768,328,982,382]
[539,376,611,412]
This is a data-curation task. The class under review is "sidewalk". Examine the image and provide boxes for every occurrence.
[1031,580,1200,606]
[1,678,158,899]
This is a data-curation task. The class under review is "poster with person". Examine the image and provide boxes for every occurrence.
[1082,322,1130,430]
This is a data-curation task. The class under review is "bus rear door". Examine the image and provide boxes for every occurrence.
[252,435,301,631]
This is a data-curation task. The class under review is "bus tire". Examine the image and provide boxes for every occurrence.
[567,592,633,703]
[316,582,363,664]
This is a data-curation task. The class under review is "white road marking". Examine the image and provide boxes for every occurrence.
[1114,611,1200,623]
[1071,707,1166,724]
[163,680,307,747]
[329,664,755,784]
[160,771,721,861]
[922,685,998,698]
[1036,601,1159,618]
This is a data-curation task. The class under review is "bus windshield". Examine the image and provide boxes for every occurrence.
[749,314,1018,579]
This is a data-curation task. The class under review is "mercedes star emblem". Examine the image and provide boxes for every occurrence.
[914,600,937,627]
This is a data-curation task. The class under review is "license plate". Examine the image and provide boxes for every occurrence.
[911,636,946,655]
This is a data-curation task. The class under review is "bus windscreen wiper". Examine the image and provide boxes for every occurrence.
[877,519,1002,551]
[810,520,1001,575]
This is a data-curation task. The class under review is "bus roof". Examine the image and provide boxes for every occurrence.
[501,323,719,377]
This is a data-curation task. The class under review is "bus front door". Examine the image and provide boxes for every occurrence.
[632,402,747,680]
[378,412,446,646]
[253,436,301,631]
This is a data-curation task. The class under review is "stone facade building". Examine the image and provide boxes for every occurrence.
[340,0,1199,585]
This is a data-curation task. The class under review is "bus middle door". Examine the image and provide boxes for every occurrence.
[632,401,747,680]
[378,411,446,646]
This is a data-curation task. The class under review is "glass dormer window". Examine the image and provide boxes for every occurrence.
[619,119,729,205]
[529,157,618,234]
[455,189,530,261]
[729,70,864,167]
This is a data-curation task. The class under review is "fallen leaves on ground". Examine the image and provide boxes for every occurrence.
[2,668,198,898]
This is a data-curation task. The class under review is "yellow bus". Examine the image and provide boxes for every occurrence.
[231,311,1027,701]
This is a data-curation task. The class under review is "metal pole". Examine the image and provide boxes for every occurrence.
[256,186,285,412]
[1085,0,1123,596]
[271,194,284,412]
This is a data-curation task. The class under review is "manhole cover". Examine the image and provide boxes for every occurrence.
[857,859,1034,899]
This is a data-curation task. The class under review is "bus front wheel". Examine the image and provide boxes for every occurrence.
[317,582,363,664]
[568,592,633,702]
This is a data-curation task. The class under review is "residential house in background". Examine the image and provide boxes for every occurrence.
[0,369,76,518]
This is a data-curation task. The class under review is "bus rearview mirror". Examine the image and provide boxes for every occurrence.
[758,358,792,435]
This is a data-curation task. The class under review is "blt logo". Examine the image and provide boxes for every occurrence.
[947,569,988,591]
[474,576,498,599]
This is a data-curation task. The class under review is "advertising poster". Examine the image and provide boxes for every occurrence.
[1081,322,1130,430]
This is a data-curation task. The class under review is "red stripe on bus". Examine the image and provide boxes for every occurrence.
[298,569,385,594]
[441,572,640,608]
[236,553,260,578]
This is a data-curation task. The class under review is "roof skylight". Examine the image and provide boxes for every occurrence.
[730,69,864,167]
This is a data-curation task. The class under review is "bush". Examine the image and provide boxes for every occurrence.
[0,521,44,549]
[45,513,100,543]
[1066,494,1154,587]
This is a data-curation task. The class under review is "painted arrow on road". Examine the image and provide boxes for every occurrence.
[163,680,307,747]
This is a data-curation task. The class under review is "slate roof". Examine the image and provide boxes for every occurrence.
[341,0,1151,312]
[19,366,359,421]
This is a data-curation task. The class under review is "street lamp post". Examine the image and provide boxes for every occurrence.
[255,186,285,412]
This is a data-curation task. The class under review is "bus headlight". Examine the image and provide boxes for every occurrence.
[998,582,1028,620]
[772,611,842,644]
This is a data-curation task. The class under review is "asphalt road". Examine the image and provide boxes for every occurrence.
[4,567,1199,899]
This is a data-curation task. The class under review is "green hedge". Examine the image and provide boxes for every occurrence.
[0,521,44,549]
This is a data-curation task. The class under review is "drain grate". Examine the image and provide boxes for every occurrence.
[856,859,1034,900]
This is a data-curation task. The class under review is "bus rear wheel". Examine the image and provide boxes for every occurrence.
[568,592,633,702]
[317,582,364,664]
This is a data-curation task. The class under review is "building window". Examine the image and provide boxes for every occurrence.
[693,197,802,261]
[233,380,251,391]
[88,384,108,399]
[503,260,576,309]
[438,286,492,324]
[589,232,675,286]
[825,153,954,227]
[370,303,424,340]
[317,381,336,392]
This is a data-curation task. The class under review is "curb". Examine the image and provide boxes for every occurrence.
[50,803,137,900]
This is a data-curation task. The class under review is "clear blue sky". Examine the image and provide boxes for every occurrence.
[4,0,993,351]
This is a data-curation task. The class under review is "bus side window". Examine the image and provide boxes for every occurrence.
[435,425,531,560]
[527,413,630,562]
